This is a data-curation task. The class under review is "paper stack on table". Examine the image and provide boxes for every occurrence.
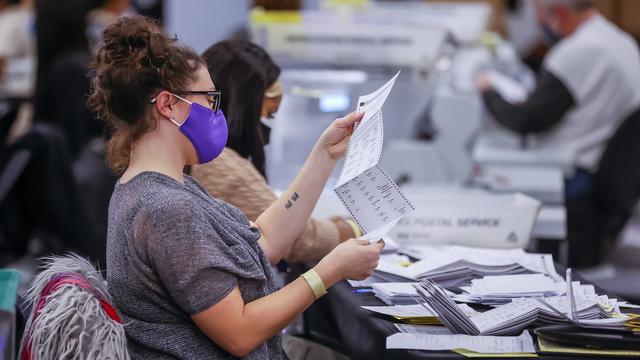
[386,331,536,355]
[454,274,601,306]
[362,302,479,325]
[370,281,453,305]
[371,282,423,305]
[334,71,415,243]
[414,280,615,336]
[375,246,561,288]
[453,274,565,306]
[394,324,453,335]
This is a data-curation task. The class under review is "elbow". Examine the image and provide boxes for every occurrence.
[222,337,257,358]
[228,345,251,358]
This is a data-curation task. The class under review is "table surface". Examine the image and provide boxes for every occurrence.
[306,280,637,360]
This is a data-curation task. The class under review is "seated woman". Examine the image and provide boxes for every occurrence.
[191,40,358,263]
[89,16,383,359]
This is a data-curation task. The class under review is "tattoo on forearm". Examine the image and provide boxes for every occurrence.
[285,192,300,210]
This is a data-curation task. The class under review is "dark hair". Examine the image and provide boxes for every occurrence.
[88,16,204,175]
[201,40,280,177]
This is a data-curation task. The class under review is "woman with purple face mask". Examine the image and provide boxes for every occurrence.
[191,40,360,265]
[89,16,383,359]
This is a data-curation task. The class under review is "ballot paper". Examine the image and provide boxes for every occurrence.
[374,246,562,289]
[485,70,528,104]
[362,303,437,318]
[415,280,612,336]
[456,277,598,306]
[372,282,454,305]
[386,331,535,354]
[619,302,640,309]
[335,71,414,242]
[394,324,453,335]
[362,302,479,320]
[453,274,565,305]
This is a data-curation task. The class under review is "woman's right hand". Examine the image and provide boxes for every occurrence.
[314,238,384,287]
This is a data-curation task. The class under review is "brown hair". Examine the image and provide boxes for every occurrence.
[88,16,204,175]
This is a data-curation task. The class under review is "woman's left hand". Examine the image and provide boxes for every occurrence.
[317,112,364,160]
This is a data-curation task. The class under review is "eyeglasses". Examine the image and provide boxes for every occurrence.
[150,90,222,113]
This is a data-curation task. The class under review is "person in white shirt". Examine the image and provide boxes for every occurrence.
[476,0,640,197]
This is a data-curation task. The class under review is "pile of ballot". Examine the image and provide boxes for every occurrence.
[363,302,479,325]
[387,330,536,355]
[415,279,626,336]
[453,273,566,305]
[375,245,561,288]
[372,282,428,305]
[452,273,607,306]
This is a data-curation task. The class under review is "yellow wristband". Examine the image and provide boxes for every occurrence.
[301,269,327,300]
[346,219,363,238]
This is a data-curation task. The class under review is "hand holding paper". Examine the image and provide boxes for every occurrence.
[318,111,363,160]
[334,71,415,243]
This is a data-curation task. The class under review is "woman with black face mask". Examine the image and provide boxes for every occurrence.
[192,40,361,264]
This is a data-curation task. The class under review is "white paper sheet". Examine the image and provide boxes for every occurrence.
[619,302,640,309]
[375,246,561,282]
[485,70,528,104]
[363,304,436,318]
[334,71,414,243]
[394,324,453,335]
[470,274,564,296]
[336,72,398,187]
[468,295,601,334]
[335,166,412,233]
[348,278,379,288]
[386,331,536,354]
[362,303,479,318]
[470,299,539,334]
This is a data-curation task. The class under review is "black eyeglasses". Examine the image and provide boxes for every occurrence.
[177,90,221,113]
[150,90,222,113]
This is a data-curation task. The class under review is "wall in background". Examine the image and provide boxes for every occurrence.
[164,0,251,53]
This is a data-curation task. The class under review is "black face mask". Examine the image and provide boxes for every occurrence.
[260,123,272,145]
[542,23,563,45]
[260,113,276,145]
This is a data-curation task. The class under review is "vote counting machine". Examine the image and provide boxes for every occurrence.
[254,1,566,249]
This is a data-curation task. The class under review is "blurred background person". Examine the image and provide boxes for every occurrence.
[87,0,135,50]
[475,0,640,198]
[0,0,34,97]
[475,0,640,267]
[192,40,359,264]
[34,0,102,157]
[1,0,109,272]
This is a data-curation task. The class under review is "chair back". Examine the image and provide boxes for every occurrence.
[19,254,129,360]
[594,107,640,244]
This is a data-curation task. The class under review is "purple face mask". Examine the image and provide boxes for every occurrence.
[169,93,228,164]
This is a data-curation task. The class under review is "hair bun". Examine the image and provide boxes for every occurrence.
[121,27,151,52]
[101,16,163,68]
